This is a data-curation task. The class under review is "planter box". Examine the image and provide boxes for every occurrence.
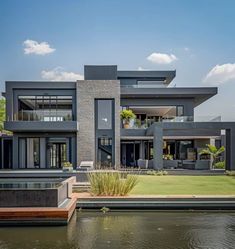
[0,177,76,207]
[62,167,73,172]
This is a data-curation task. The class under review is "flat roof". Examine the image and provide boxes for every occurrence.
[117,70,176,84]
[5,81,77,90]
[121,87,218,107]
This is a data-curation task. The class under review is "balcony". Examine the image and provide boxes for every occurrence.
[11,110,73,122]
[121,116,222,129]
[4,110,78,132]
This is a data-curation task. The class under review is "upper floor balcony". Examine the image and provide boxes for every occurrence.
[4,110,78,132]
[121,115,222,129]
[11,110,73,122]
[4,94,79,132]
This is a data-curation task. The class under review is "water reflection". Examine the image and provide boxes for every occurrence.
[0,211,234,249]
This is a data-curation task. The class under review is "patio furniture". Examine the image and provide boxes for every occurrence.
[137,159,148,169]
[195,160,210,170]
[78,161,94,171]
[182,160,195,170]
[147,159,154,169]
[163,160,180,169]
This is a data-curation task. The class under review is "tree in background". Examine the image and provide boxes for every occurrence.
[0,98,6,132]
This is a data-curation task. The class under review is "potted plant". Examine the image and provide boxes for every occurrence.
[62,161,73,172]
[163,154,173,160]
[120,109,136,129]
[134,118,141,128]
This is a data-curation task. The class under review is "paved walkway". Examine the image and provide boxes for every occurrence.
[74,192,235,210]
[73,192,235,199]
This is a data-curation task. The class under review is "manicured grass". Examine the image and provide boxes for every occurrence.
[130,175,235,195]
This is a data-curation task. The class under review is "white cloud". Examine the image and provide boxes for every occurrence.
[204,63,235,85]
[138,66,150,71]
[184,47,190,52]
[41,67,83,81]
[147,52,178,64]
[23,39,55,55]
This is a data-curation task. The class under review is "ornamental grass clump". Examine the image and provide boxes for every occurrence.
[88,172,138,196]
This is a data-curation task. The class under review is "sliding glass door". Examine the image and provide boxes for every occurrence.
[46,138,69,169]
[48,142,67,169]
[18,137,71,169]
[19,138,40,169]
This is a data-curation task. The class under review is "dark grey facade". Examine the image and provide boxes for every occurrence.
[2,65,235,171]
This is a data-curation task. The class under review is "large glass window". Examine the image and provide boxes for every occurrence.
[137,80,167,88]
[177,106,184,117]
[48,143,66,168]
[18,137,71,169]
[125,105,184,127]
[18,96,73,121]
[19,138,40,168]
[97,138,112,168]
[96,100,113,129]
[46,138,70,169]
[176,140,193,160]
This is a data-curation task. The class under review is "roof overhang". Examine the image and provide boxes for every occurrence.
[117,70,176,85]
[121,87,218,107]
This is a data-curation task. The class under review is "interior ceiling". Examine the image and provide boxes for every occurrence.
[19,99,72,109]
[130,106,176,116]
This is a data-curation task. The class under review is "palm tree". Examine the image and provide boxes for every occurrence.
[199,144,225,168]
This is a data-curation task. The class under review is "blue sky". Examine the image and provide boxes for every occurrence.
[1,0,235,119]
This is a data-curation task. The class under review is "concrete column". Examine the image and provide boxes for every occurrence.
[153,126,163,170]
[225,128,235,171]
[229,128,235,171]
[71,137,76,169]
[40,138,46,169]
[12,135,18,169]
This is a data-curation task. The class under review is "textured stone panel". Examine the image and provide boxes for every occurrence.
[76,80,120,168]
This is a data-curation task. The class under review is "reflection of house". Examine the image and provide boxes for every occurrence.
[1,65,235,171]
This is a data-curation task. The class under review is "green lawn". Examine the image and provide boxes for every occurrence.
[130,175,235,195]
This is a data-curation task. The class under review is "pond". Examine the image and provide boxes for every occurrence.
[0,211,235,249]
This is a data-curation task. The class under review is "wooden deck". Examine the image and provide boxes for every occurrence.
[0,197,77,225]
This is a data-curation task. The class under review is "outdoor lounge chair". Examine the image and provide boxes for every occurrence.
[77,161,94,171]
[147,159,154,169]
[163,160,180,169]
[195,160,210,170]
[137,159,148,169]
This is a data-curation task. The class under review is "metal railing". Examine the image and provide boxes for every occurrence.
[121,84,168,88]
[8,110,73,121]
[165,116,221,122]
[122,116,222,129]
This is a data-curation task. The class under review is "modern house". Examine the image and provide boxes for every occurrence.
[1,65,235,171]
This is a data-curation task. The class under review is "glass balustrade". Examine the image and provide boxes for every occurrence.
[121,115,222,129]
[10,110,73,121]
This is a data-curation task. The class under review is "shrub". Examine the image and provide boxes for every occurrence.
[225,171,235,176]
[214,161,225,169]
[163,154,173,160]
[156,170,168,176]
[63,161,72,167]
[146,170,168,176]
[88,172,138,196]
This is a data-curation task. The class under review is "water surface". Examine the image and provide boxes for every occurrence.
[0,211,234,249]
